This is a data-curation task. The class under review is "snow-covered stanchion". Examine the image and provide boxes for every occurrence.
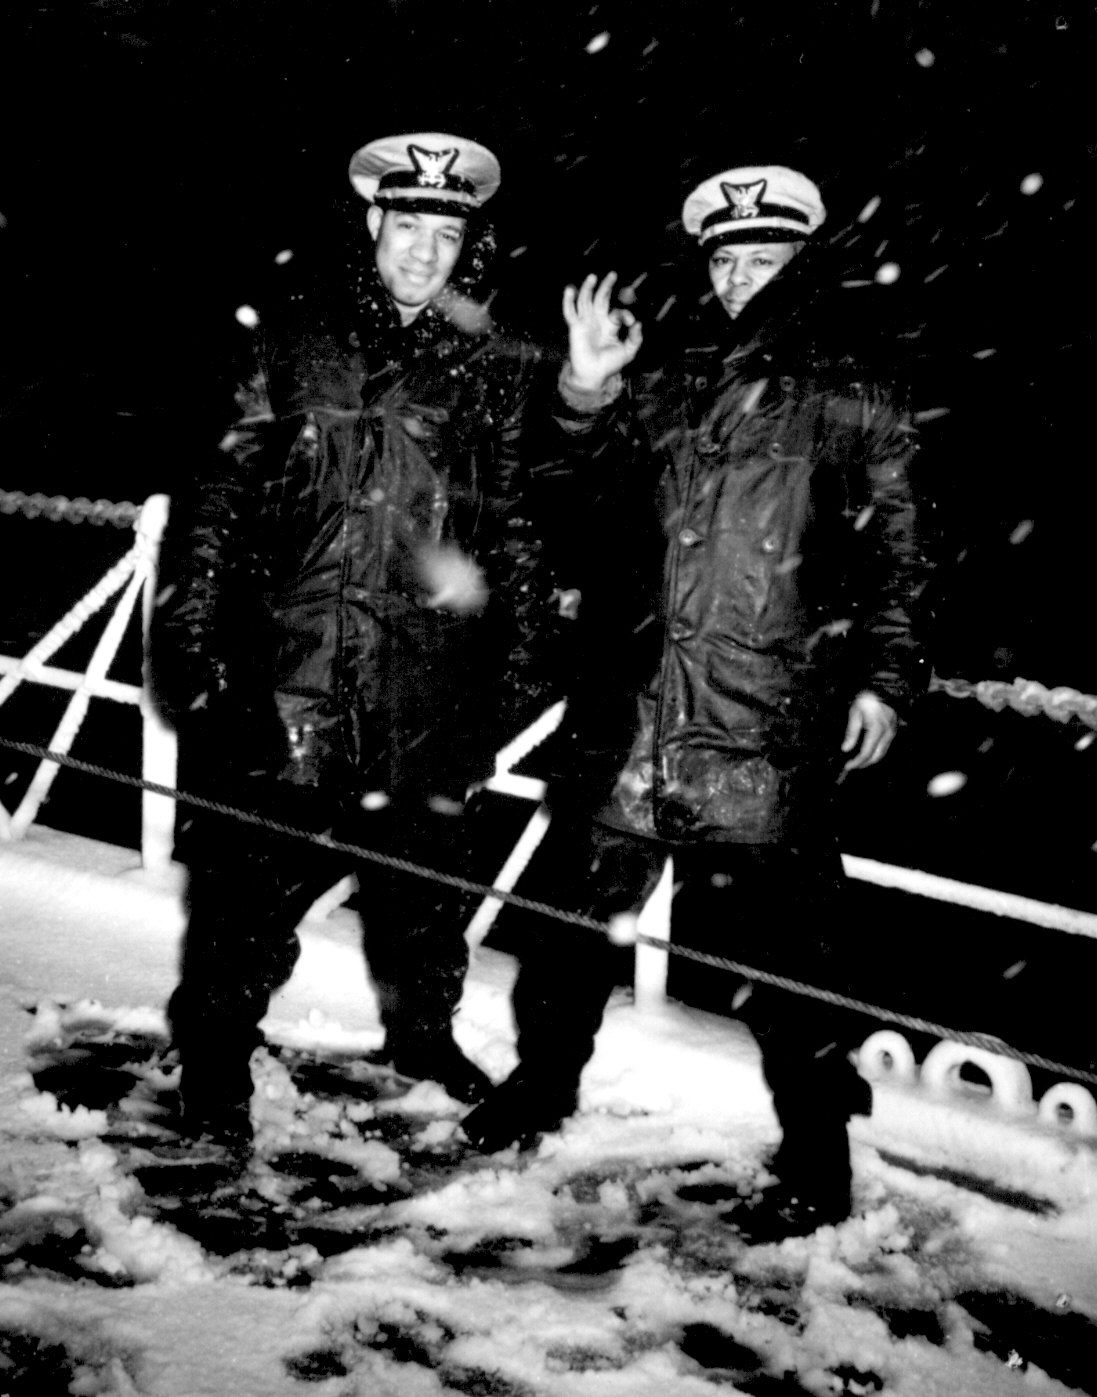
[855,1028,1097,1207]
[481,697,565,804]
[137,495,176,875]
[632,856,675,1012]
[0,492,175,868]
[464,804,551,950]
[2,552,146,841]
[464,699,564,948]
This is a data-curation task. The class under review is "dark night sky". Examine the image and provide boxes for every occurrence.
[3,1,1092,387]
[2,0,1096,898]
[3,0,1095,665]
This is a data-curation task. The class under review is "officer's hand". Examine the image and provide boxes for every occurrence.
[841,691,898,771]
[562,272,643,392]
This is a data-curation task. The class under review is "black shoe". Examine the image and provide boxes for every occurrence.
[727,1176,852,1243]
[178,1098,254,1151]
[753,1134,852,1241]
[386,1036,492,1105]
[461,1070,579,1153]
[177,1056,255,1149]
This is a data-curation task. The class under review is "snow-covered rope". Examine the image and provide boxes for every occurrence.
[1,733,1095,1089]
[0,488,139,528]
[929,673,1097,731]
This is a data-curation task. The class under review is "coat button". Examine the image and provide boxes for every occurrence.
[678,528,701,547]
[668,620,694,641]
[761,534,780,553]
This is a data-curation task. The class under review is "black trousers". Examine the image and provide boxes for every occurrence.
[168,780,479,1107]
[501,814,873,1176]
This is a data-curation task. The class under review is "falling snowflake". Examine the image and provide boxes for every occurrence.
[418,544,488,612]
[927,771,967,797]
[1020,173,1044,196]
[607,913,639,946]
[585,32,610,54]
[618,273,648,306]
[235,305,259,328]
[731,983,753,1011]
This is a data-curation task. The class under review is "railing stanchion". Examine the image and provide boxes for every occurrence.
[138,495,176,873]
[633,856,674,1012]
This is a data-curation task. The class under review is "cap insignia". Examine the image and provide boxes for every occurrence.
[408,144,460,189]
[720,178,767,219]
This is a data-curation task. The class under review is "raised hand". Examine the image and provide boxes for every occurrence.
[562,272,643,392]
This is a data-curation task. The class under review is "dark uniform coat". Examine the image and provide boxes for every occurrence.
[153,288,546,803]
[546,343,928,844]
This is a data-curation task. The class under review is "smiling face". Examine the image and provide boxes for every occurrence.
[707,239,801,320]
[366,205,466,323]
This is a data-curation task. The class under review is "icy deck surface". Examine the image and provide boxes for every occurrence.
[0,827,1095,1396]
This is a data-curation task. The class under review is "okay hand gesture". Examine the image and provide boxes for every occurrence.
[562,272,643,391]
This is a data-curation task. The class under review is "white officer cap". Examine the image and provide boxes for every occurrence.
[682,164,826,247]
[348,132,501,215]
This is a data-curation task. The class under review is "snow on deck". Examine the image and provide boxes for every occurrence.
[1,825,1095,1396]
